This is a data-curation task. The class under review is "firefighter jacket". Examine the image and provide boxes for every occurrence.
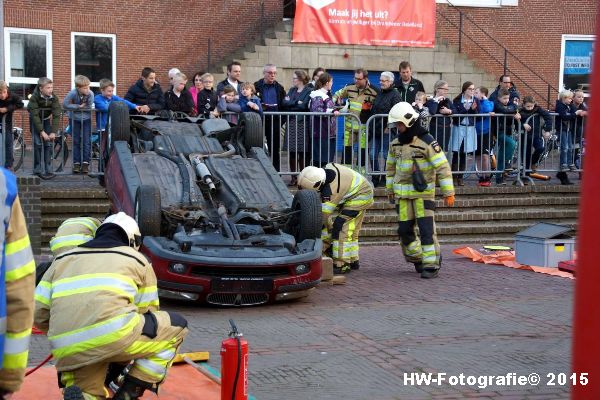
[321,163,374,218]
[34,245,160,372]
[334,83,379,129]
[49,217,102,256]
[386,126,454,200]
[0,170,36,394]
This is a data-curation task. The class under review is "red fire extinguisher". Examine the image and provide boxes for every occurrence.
[221,319,248,400]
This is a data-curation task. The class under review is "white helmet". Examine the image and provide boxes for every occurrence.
[388,102,419,128]
[297,166,326,190]
[102,212,142,250]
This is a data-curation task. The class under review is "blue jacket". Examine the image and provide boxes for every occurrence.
[493,100,519,136]
[94,95,137,131]
[475,98,494,135]
[239,95,263,116]
[554,100,576,135]
[63,89,94,121]
[489,84,521,103]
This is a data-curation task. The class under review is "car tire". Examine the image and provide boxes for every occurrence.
[240,112,263,150]
[135,185,162,237]
[106,101,131,159]
[287,190,322,242]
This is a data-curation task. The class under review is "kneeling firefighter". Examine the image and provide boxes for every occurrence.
[385,102,455,279]
[34,212,189,400]
[297,163,374,274]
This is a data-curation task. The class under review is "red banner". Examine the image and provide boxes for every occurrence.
[292,0,436,48]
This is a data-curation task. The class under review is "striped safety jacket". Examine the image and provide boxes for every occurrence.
[34,245,160,371]
[333,83,379,147]
[386,126,454,200]
[321,163,374,217]
[49,217,101,256]
[0,169,36,394]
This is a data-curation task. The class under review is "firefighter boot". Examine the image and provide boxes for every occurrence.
[421,267,439,279]
[63,385,85,400]
[413,262,423,273]
[350,261,360,270]
[112,375,155,400]
[333,263,351,274]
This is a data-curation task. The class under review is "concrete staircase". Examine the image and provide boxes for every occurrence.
[39,181,579,253]
[362,185,579,245]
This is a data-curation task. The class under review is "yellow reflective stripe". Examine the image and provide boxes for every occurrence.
[422,244,437,263]
[399,200,408,221]
[393,183,436,195]
[135,287,160,308]
[60,217,100,232]
[2,351,29,369]
[405,241,421,257]
[51,274,137,301]
[322,202,336,214]
[5,234,35,282]
[50,313,140,359]
[35,281,52,305]
[134,361,166,380]
[415,199,425,219]
[49,234,94,251]
[430,152,448,167]
[125,340,173,355]
[61,371,76,387]
[439,177,454,192]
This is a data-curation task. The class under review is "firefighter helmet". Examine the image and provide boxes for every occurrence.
[388,102,419,128]
[102,212,142,250]
[297,166,327,190]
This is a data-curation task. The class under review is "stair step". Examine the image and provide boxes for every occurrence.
[41,188,107,199]
[360,234,516,245]
[42,214,107,229]
[42,200,110,214]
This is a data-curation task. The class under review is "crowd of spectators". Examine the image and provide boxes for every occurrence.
[9,60,587,185]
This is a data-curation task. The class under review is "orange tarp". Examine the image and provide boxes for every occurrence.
[453,246,575,279]
[13,364,221,400]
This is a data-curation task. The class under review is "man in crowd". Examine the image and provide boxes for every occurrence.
[394,61,425,104]
[217,62,243,95]
[489,74,521,104]
[255,64,286,171]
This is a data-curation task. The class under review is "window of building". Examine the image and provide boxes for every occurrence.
[436,0,518,7]
[4,27,52,100]
[559,35,595,96]
[71,32,116,92]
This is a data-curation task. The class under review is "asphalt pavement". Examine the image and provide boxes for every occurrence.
[28,245,574,399]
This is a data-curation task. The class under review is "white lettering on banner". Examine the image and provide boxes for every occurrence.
[403,372,590,389]
[328,8,350,17]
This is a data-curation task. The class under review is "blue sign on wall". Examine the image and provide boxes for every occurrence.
[564,40,593,75]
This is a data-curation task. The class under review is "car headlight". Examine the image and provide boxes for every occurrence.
[295,264,309,275]
[170,263,187,274]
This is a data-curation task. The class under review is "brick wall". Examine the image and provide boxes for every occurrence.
[436,0,597,108]
[17,176,41,255]
[5,0,283,99]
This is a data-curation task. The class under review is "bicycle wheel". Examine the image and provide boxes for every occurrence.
[12,129,24,171]
[52,135,70,173]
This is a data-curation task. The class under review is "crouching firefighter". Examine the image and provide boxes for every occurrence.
[34,212,189,400]
[297,164,374,274]
[386,102,455,279]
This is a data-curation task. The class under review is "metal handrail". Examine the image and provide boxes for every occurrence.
[436,0,559,108]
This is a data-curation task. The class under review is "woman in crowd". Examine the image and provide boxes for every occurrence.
[425,80,455,152]
[450,81,478,186]
[309,72,339,168]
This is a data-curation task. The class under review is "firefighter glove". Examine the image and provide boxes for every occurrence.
[444,195,455,207]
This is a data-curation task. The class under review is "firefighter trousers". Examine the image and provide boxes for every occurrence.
[396,198,440,268]
[322,208,366,267]
[59,311,188,398]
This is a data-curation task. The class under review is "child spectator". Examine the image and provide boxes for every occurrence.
[217,85,241,124]
[555,89,579,172]
[412,91,430,131]
[474,86,494,186]
[239,82,263,116]
[519,96,553,174]
[309,72,339,167]
[0,81,24,170]
[450,81,478,186]
[425,80,455,151]
[27,77,61,179]
[197,73,219,119]
[95,79,142,132]
[165,73,195,116]
[572,89,588,170]
[63,75,94,174]
[493,88,521,184]
[125,67,165,115]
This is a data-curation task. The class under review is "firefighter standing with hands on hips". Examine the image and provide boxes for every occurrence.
[386,102,455,279]
[297,164,374,274]
[34,212,188,400]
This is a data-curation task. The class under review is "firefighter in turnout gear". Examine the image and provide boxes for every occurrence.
[333,69,379,169]
[34,212,189,400]
[49,217,101,256]
[0,169,36,399]
[297,164,374,274]
[385,102,455,279]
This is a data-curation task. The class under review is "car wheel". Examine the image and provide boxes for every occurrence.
[135,185,162,237]
[287,190,322,242]
[240,112,263,150]
[106,102,131,160]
